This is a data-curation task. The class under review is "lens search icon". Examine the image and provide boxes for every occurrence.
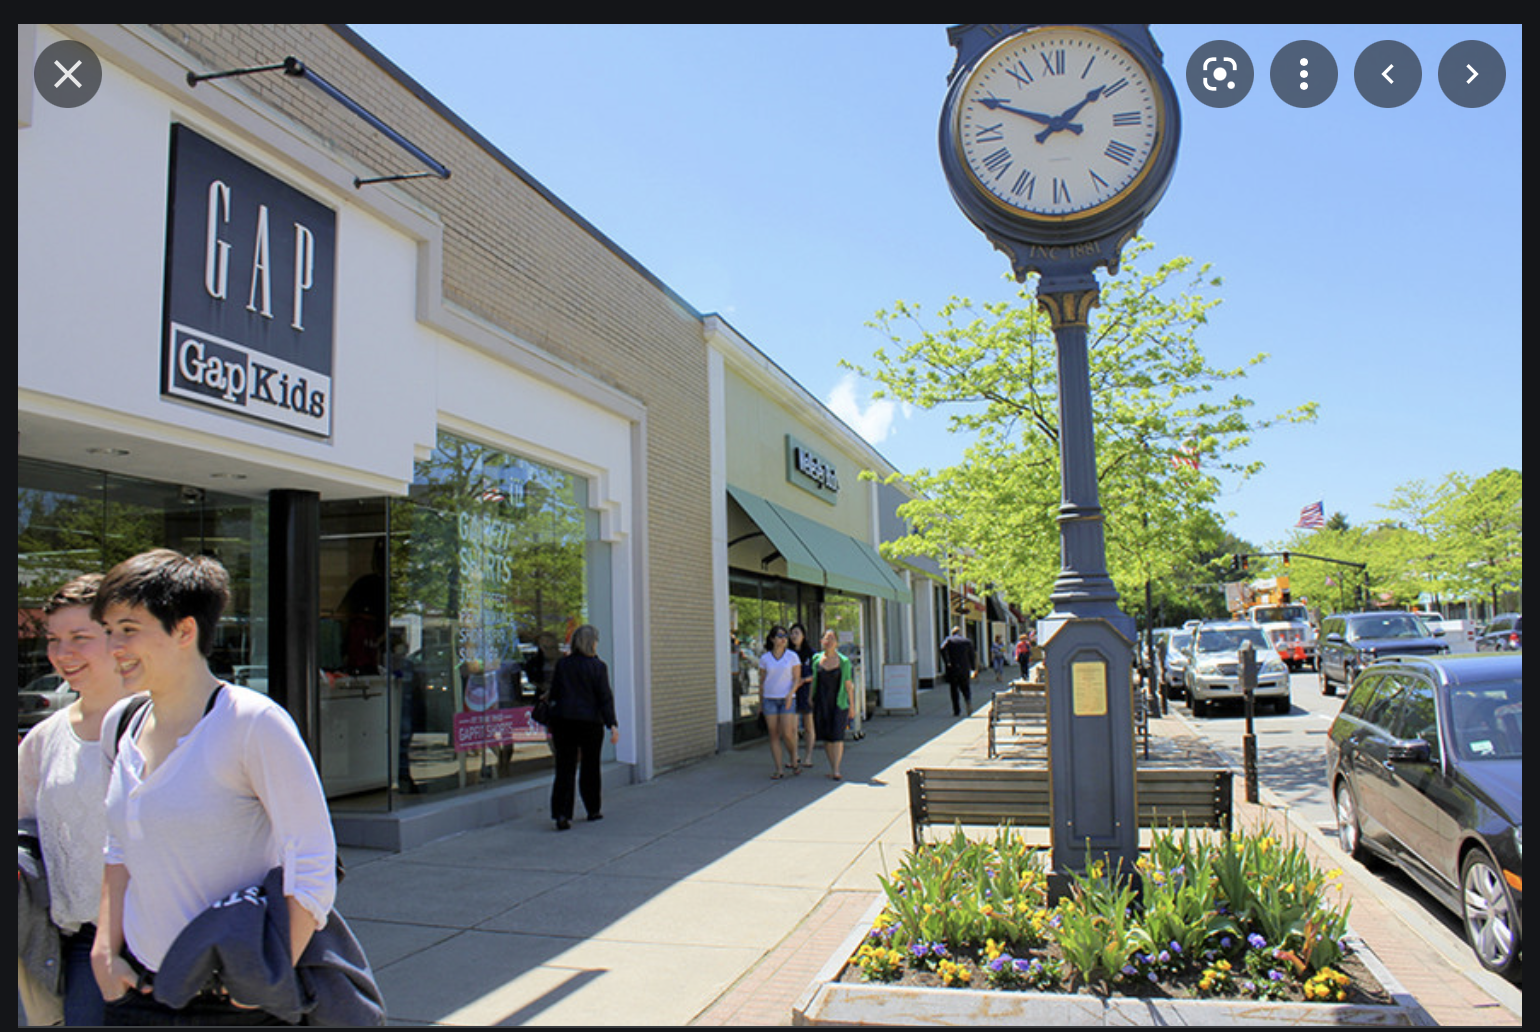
[1186,41,1254,108]
[1203,55,1240,90]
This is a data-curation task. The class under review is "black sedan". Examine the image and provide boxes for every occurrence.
[1326,653,1522,979]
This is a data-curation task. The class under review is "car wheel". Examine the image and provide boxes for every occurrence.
[1334,779,1365,861]
[1321,667,1335,696]
[1461,848,1522,981]
[1192,696,1207,717]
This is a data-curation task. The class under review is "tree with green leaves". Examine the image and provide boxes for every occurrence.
[848,240,1318,618]
[1431,468,1521,611]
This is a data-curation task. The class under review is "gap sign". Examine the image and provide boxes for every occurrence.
[163,125,336,437]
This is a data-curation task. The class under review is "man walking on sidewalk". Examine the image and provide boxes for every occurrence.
[939,627,976,717]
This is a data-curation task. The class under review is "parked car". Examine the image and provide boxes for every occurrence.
[18,672,76,736]
[1476,613,1523,652]
[1325,653,1522,980]
[1184,621,1290,716]
[1318,611,1448,695]
[1161,629,1193,699]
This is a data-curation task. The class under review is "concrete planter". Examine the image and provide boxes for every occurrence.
[791,899,1426,1027]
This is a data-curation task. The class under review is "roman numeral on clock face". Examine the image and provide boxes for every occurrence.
[1104,140,1138,165]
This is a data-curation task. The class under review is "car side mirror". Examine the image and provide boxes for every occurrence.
[1431,627,1445,636]
[1387,738,1432,763]
[1326,632,1345,644]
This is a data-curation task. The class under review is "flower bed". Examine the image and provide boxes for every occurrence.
[846,822,1389,1006]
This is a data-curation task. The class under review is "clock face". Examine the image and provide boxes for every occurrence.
[954,26,1163,221]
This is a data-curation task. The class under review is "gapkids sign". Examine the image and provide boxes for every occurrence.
[162,125,336,437]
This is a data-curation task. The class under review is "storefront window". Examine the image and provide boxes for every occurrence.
[18,457,263,734]
[381,430,601,801]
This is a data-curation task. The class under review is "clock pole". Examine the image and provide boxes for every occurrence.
[1035,263,1140,879]
[938,23,1181,880]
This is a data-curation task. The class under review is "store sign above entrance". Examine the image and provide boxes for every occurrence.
[162,124,336,437]
[786,435,840,503]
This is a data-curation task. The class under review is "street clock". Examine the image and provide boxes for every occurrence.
[939,24,1181,277]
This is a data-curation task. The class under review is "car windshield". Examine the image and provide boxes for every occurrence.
[1446,679,1522,761]
[1196,626,1269,653]
[1347,614,1430,640]
[1168,632,1192,653]
[1252,606,1308,623]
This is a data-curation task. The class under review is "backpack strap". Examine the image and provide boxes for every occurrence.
[103,695,151,766]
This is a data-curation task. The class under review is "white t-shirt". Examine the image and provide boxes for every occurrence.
[103,683,336,971]
[758,650,801,700]
[18,703,114,931]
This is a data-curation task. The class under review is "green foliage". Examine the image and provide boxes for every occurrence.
[1267,467,1521,612]
[876,826,1052,950]
[850,239,1317,616]
[861,822,1355,1000]
[1053,858,1151,990]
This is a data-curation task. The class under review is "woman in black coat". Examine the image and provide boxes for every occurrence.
[547,624,619,830]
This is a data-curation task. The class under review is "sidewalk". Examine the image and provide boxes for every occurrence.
[338,680,1520,1026]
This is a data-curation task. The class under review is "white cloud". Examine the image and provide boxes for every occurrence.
[825,371,902,445]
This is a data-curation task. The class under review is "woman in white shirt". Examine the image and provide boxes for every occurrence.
[18,574,131,1025]
[757,625,802,779]
[89,549,336,1025]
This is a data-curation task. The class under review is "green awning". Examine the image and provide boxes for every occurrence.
[728,486,911,604]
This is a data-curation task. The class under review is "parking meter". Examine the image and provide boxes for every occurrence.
[1239,640,1258,803]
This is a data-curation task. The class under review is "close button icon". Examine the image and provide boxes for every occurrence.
[33,39,103,108]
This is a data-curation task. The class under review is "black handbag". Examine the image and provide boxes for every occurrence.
[531,692,553,727]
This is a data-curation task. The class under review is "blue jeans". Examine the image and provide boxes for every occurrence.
[62,925,105,1026]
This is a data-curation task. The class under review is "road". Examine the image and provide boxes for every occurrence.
[1165,669,1524,1014]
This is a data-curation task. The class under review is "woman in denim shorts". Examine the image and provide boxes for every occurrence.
[758,626,802,779]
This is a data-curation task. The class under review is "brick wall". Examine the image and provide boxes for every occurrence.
[147,24,717,770]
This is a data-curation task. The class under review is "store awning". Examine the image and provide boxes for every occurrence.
[728,486,911,604]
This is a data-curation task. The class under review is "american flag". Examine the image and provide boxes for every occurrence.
[1171,442,1200,471]
[1296,500,1326,529]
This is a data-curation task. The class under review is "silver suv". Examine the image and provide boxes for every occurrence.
[1185,621,1291,716]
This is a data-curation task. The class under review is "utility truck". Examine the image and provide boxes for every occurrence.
[1225,578,1317,672]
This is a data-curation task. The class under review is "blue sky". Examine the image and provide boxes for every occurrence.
[351,23,1521,549]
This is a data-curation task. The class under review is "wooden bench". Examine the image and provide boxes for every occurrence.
[987,687,1047,758]
[989,682,1151,758]
[906,766,1232,847]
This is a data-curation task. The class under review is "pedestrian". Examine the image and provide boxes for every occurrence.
[18,574,132,1026]
[757,626,801,778]
[1014,633,1032,680]
[811,630,857,781]
[89,549,338,1025]
[547,624,620,830]
[990,636,1006,682]
[788,622,816,770]
[939,626,977,717]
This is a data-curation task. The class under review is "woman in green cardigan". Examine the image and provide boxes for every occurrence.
[811,630,858,780]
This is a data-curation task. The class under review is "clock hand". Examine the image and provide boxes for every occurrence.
[1033,86,1106,144]
[977,96,1056,126]
[1056,86,1106,125]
